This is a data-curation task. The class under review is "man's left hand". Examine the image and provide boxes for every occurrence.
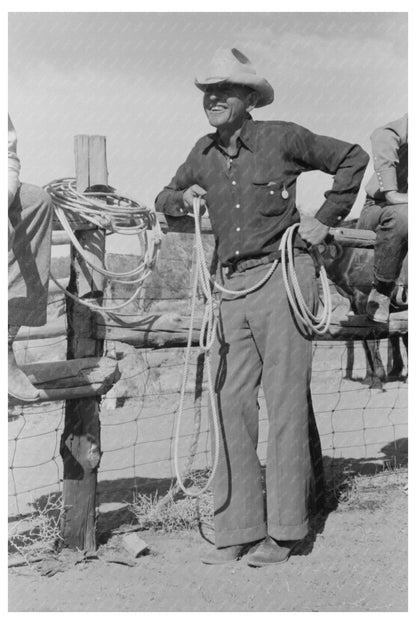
[299,215,330,246]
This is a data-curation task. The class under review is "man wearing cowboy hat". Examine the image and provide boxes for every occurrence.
[156,48,368,566]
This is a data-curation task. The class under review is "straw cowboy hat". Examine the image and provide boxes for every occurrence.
[195,47,274,108]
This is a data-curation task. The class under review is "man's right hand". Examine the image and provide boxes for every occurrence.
[385,191,408,205]
[183,184,207,214]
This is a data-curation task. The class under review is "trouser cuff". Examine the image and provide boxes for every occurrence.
[268,520,309,541]
[215,523,267,548]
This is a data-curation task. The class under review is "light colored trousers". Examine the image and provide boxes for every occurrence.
[358,200,408,284]
[8,183,53,327]
[210,253,321,547]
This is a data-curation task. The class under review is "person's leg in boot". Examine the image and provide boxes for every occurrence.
[8,183,53,400]
[244,257,318,567]
[8,325,39,401]
[365,203,408,323]
[201,278,267,564]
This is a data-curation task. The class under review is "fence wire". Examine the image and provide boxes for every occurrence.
[8,293,408,520]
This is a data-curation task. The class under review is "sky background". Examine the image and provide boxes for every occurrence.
[8,12,408,252]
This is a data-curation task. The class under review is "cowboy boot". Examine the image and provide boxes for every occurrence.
[246,536,299,567]
[391,283,408,309]
[366,280,395,324]
[201,541,261,565]
[8,326,40,402]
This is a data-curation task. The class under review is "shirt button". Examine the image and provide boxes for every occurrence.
[236,227,241,232]
[232,181,237,185]
[236,204,240,208]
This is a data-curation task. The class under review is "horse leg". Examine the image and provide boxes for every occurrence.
[344,339,354,379]
[387,335,405,380]
[402,334,409,380]
[362,338,386,389]
[399,333,408,380]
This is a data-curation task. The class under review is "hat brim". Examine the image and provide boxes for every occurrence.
[194,74,274,108]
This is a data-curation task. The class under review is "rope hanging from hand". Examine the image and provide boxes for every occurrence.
[173,196,332,498]
[44,178,162,312]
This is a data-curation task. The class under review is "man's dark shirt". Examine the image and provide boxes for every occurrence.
[155,119,369,267]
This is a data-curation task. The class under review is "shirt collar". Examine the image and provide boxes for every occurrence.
[202,116,256,153]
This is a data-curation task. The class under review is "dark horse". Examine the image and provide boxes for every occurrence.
[320,220,408,389]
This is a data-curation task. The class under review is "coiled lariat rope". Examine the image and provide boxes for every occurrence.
[174,197,332,498]
[280,223,332,335]
[45,178,162,312]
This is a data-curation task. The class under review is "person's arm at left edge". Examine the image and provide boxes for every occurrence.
[8,115,21,249]
[294,124,369,245]
[8,115,20,208]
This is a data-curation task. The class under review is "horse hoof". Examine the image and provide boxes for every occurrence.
[369,379,384,390]
[387,367,403,379]
[387,372,407,383]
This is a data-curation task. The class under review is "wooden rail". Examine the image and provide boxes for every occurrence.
[328,227,376,248]
[8,357,120,404]
[15,309,408,348]
[161,212,377,248]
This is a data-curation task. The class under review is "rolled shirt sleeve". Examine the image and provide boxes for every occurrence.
[289,124,369,227]
[365,114,408,197]
[8,115,21,206]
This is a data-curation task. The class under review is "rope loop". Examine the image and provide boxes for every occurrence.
[280,223,332,335]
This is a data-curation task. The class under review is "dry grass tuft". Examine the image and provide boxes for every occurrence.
[335,467,408,511]
[129,467,408,533]
[9,494,64,564]
[129,477,214,533]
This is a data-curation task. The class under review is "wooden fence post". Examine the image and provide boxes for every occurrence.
[60,135,108,550]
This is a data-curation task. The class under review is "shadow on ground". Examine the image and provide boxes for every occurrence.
[9,438,408,555]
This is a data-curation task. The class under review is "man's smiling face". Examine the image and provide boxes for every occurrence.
[203,83,256,130]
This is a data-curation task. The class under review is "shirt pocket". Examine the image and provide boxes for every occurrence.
[252,179,291,217]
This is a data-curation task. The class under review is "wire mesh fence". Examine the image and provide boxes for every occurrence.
[8,290,408,520]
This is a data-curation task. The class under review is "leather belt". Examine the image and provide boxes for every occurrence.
[226,248,309,277]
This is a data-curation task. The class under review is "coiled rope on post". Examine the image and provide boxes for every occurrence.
[45,178,162,312]
[174,198,332,497]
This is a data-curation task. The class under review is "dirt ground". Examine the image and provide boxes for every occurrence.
[9,268,408,612]
[9,470,407,612]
